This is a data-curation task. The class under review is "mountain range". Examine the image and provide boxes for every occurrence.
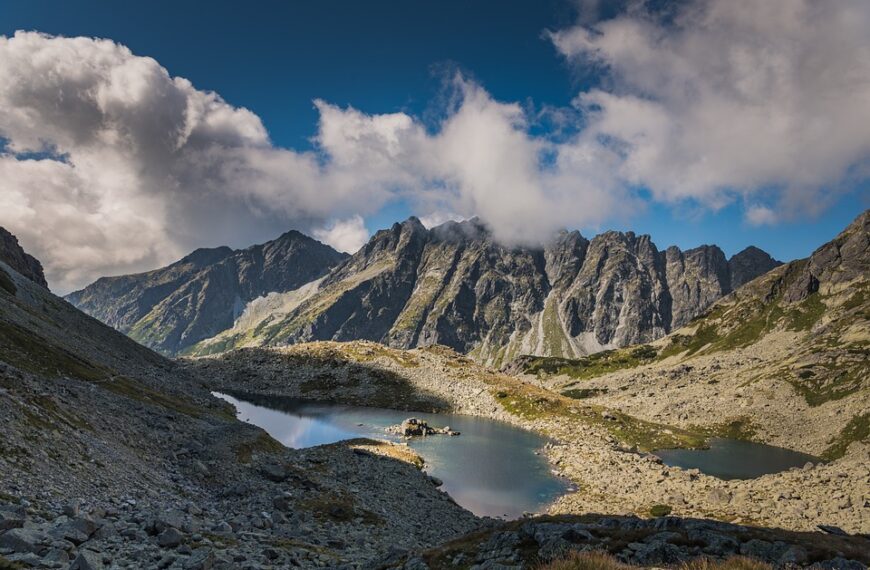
[67,218,781,362]
[65,231,348,355]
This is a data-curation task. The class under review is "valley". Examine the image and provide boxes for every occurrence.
[0,211,867,569]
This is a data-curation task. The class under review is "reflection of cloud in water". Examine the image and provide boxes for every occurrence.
[214,393,362,448]
[212,392,568,518]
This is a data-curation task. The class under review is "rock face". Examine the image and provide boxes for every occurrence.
[191,218,779,365]
[65,231,348,355]
[0,227,48,288]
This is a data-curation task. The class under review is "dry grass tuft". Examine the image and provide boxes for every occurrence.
[539,551,772,570]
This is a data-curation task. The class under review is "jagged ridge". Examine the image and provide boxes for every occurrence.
[190,217,779,365]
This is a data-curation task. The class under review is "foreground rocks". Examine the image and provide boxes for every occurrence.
[388,515,870,569]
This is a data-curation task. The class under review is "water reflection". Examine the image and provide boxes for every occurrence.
[655,438,821,480]
[214,392,569,518]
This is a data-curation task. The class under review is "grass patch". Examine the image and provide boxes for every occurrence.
[786,361,866,406]
[0,320,109,382]
[562,388,609,400]
[493,383,708,451]
[234,432,285,463]
[101,376,205,417]
[0,556,25,570]
[783,293,826,331]
[518,346,659,380]
[648,504,672,517]
[822,413,869,460]
[299,492,384,526]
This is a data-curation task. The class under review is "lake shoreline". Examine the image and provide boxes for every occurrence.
[183,341,869,535]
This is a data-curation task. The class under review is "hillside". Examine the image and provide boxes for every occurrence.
[0,241,483,568]
[509,210,869,461]
[66,230,348,355]
[188,218,779,364]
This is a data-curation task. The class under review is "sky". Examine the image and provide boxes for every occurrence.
[1,0,868,293]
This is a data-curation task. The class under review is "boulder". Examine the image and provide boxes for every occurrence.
[0,527,47,554]
[70,550,105,570]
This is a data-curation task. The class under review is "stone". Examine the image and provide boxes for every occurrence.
[0,511,24,532]
[0,527,46,554]
[817,524,849,536]
[184,547,216,570]
[157,527,185,548]
[70,550,105,570]
[260,463,290,482]
[707,488,731,505]
[53,517,97,545]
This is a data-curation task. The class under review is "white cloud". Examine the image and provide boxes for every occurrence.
[418,212,468,229]
[1,8,868,293]
[551,0,870,223]
[312,216,369,254]
[745,205,778,227]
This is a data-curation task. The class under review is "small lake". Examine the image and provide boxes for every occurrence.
[214,392,570,519]
[654,438,820,480]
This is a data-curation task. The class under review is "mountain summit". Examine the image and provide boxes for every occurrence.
[186,218,780,364]
[66,231,348,355]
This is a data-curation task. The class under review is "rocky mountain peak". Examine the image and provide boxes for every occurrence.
[67,231,348,355]
[0,227,48,288]
[728,245,782,290]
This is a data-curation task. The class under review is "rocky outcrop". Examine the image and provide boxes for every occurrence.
[728,246,781,291]
[0,227,47,288]
[66,231,348,355]
[191,218,779,365]
[387,418,460,437]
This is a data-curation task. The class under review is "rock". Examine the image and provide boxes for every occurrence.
[157,527,185,547]
[0,226,48,288]
[70,550,105,570]
[388,418,460,437]
[428,476,444,487]
[184,547,216,570]
[707,488,731,505]
[779,544,808,565]
[260,462,290,482]
[4,552,42,567]
[0,511,24,532]
[53,517,97,545]
[740,539,774,559]
[817,524,849,536]
[43,548,70,565]
[62,501,80,518]
[0,527,46,553]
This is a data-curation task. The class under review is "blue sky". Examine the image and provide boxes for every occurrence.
[1,0,868,291]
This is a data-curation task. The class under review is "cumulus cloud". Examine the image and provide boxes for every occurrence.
[0,32,626,292]
[312,216,369,254]
[551,0,870,221]
[2,6,869,293]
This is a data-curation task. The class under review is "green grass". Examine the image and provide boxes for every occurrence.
[494,384,709,451]
[786,361,867,406]
[784,293,826,331]
[822,413,869,460]
[648,504,673,517]
[519,345,659,380]
[562,388,608,399]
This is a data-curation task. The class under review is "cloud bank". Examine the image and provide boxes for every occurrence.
[551,0,870,221]
[1,0,868,292]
